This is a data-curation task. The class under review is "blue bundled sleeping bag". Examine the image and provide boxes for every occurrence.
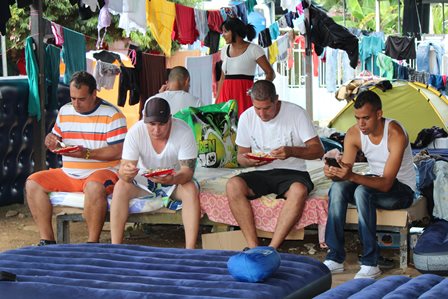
[227,246,281,283]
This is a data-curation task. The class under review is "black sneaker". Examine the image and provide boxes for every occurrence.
[358,255,395,269]
[37,239,57,246]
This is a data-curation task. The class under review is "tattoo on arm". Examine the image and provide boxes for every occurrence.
[179,158,196,170]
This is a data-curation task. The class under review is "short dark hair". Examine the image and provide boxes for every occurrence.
[249,80,277,102]
[168,66,190,83]
[70,71,97,94]
[221,18,256,42]
[354,90,382,111]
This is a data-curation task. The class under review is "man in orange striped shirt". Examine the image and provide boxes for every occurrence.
[26,71,127,246]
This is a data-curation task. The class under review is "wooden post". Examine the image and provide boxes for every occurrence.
[30,0,47,171]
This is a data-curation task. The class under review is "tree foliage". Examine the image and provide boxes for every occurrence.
[6,0,200,55]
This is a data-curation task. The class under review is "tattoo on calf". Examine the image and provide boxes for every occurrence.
[180,158,196,170]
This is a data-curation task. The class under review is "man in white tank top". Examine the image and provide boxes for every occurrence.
[322,90,416,279]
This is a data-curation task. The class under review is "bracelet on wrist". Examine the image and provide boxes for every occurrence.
[85,148,91,160]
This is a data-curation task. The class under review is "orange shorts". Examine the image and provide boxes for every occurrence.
[27,168,118,195]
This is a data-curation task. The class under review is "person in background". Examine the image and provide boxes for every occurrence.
[110,97,200,249]
[153,66,203,114]
[323,90,415,279]
[26,71,127,245]
[216,18,275,117]
[226,80,324,250]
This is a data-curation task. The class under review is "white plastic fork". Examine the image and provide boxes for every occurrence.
[56,140,66,148]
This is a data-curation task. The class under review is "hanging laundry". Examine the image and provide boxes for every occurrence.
[137,53,167,117]
[269,23,280,40]
[277,34,289,62]
[118,66,140,107]
[0,0,15,35]
[385,36,416,60]
[25,36,40,120]
[221,7,238,20]
[45,44,61,110]
[146,0,175,56]
[232,1,248,24]
[258,28,272,48]
[108,0,123,13]
[307,4,359,69]
[376,53,394,80]
[172,4,199,45]
[97,0,111,49]
[268,41,278,65]
[204,31,221,54]
[50,22,64,46]
[211,51,222,98]
[208,10,224,33]
[94,60,121,90]
[359,34,384,75]
[185,55,213,105]
[81,0,100,12]
[119,0,147,36]
[194,8,209,41]
[245,0,257,14]
[62,27,86,84]
[416,41,445,75]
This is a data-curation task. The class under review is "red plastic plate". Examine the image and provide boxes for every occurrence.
[142,168,175,178]
[52,145,81,154]
[245,153,276,162]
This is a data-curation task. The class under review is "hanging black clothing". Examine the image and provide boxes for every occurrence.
[93,50,122,64]
[402,0,430,38]
[137,53,167,119]
[118,66,140,107]
[258,28,272,48]
[385,36,416,60]
[204,31,220,54]
[0,0,15,35]
[308,5,359,69]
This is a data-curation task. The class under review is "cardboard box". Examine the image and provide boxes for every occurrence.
[202,231,248,250]
[346,208,408,227]
[201,229,304,251]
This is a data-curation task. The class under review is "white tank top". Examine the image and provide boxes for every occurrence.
[360,118,416,191]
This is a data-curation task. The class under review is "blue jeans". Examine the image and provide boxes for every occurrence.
[417,41,445,75]
[325,179,414,266]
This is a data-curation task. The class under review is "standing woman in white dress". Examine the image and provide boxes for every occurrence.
[216,18,275,117]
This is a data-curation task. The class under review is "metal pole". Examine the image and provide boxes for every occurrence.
[30,0,46,171]
[304,0,313,120]
[1,35,7,76]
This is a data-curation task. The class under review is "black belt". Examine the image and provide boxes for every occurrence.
[224,75,254,80]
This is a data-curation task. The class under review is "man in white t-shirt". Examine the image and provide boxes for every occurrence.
[226,80,324,250]
[150,66,202,115]
[110,97,200,249]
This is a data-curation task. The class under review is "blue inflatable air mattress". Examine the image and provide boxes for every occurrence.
[413,220,448,275]
[0,243,331,299]
[315,274,448,298]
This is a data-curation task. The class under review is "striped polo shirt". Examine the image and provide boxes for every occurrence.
[52,99,127,179]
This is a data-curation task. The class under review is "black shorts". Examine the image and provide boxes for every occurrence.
[236,169,314,200]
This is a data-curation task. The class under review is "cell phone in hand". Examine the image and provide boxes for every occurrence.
[325,157,341,168]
